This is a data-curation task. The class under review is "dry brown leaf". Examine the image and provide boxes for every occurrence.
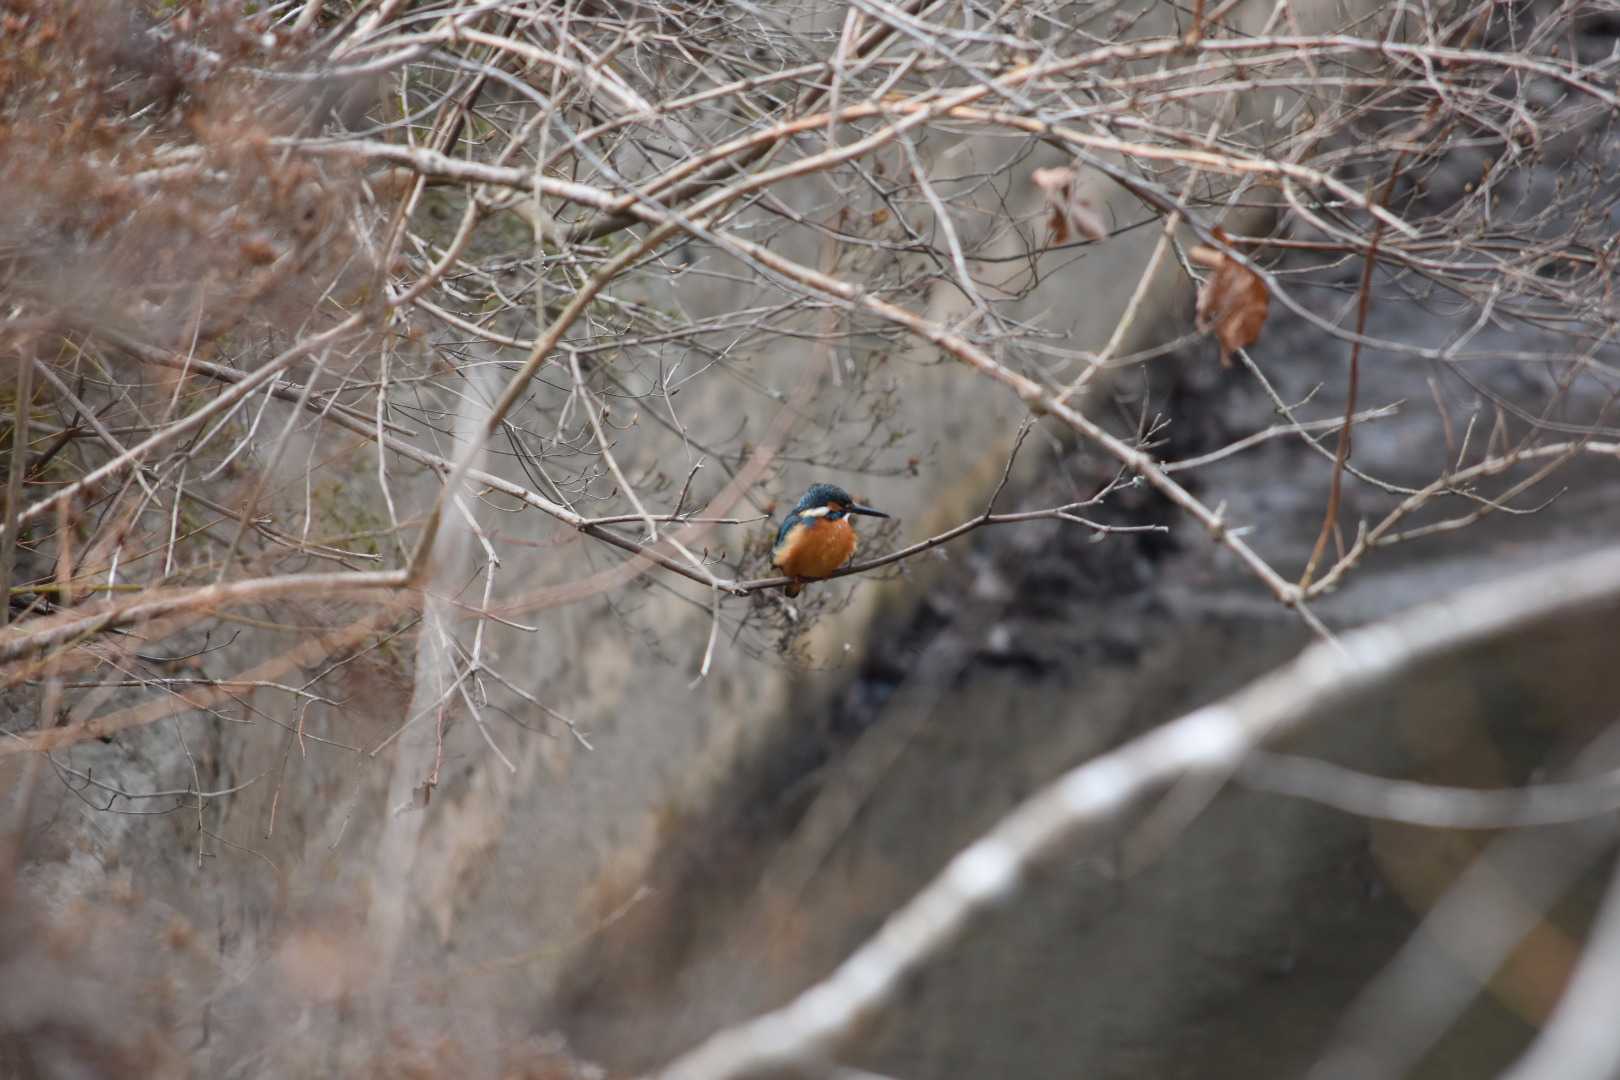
[1032,165,1108,244]
[1190,230,1269,366]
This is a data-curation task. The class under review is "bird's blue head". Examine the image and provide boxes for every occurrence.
[792,483,889,522]
[776,483,890,545]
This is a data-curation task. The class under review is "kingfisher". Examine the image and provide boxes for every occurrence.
[771,483,890,597]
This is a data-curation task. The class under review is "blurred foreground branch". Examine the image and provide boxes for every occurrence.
[655,543,1620,1079]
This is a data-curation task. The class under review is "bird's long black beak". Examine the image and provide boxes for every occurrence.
[849,503,890,519]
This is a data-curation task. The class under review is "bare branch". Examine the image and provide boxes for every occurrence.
[655,546,1620,1079]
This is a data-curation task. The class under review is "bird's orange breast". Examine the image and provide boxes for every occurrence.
[772,517,858,580]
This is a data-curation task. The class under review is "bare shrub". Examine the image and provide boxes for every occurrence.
[1,0,1617,1075]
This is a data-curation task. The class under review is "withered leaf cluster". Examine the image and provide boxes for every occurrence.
[1190,230,1269,367]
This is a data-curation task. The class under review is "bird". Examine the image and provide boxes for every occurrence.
[771,483,890,598]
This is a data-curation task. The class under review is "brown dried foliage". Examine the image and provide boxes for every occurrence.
[0,3,366,354]
[1032,165,1109,245]
[1190,229,1270,367]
